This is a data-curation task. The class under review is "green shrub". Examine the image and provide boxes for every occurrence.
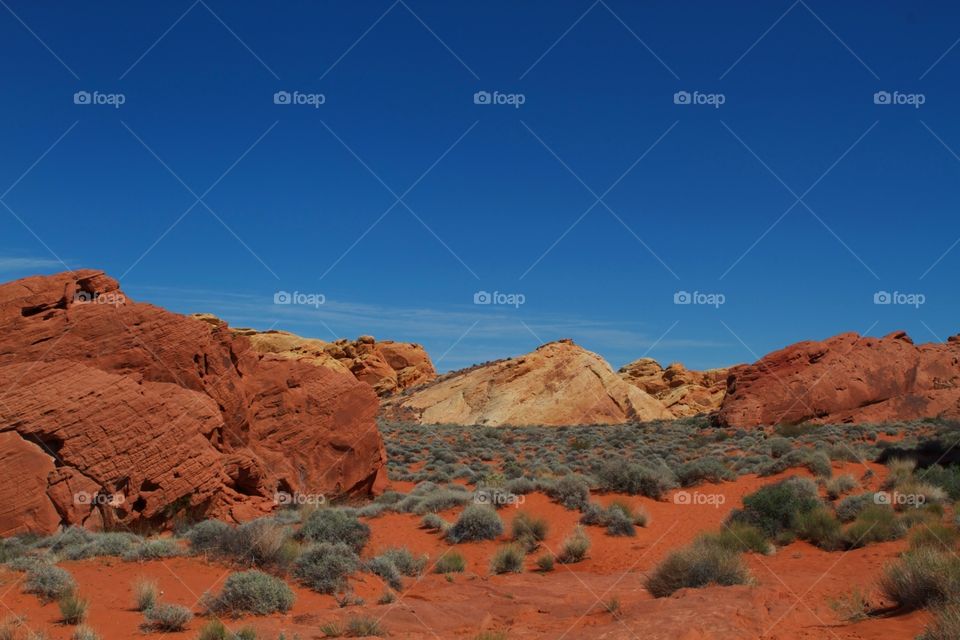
[843,505,907,548]
[698,523,770,554]
[731,477,820,538]
[365,556,403,590]
[794,507,842,550]
[910,523,960,551]
[123,538,180,561]
[420,514,448,531]
[511,513,548,543]
[300,509,370,552]
[378,548,427,576]
[433,552,466,574]
[768,437,791,458]
[446,505,503,543]
[197,620,229,640]
[71,626,101,640]
[805,451,833,477]
[922,603,960,640]
[645,541,750,598]
[60,532,141,560]
[24,565,75,602]
[133,578,158,612]
[293,543,359,594]
[677,458,735,486]
[205,570,295,615]
[144,603,193,631]
[557,526,590,564]
[536,554,554,572]
[346,616,385,637]
[920,465,960,500]
[605,508,636,537]
[835,493,874,522]
[545,475,591,509]
[58,593,88,624]
[880,548,960,609]
[185,519,232,553]
[595,462,677,499]
[825,475,857,500]
[490,545,524,574]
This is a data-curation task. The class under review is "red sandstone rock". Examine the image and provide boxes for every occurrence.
[0,270,385,534]
[717,330,960,427]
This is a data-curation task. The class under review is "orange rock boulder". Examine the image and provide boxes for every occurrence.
[0,270,385,535]
[717,331,960,427]
[619,358,730,417]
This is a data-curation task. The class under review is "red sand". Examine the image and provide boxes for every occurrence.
[0,462,932,639]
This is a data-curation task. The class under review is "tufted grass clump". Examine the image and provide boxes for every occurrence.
[24,564,75,602]
[880,547,960,609]
[204,570,295,615]
[58,593,88,624]
[143,603,193,632]
[446,505,503,543]
[645,540,750,598]
[433,552,466,574]
[300,509,370,553]
[556,526,590,564]
[490,544,524,574]
[544,475,591,510]
[728,477,820,540]
[133,578,158,612]
[293,542,359,594]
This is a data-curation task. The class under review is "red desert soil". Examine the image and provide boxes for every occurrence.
[0,463,930,639]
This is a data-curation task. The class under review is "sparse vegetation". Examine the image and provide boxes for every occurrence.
[294,543,360,594]
[446,505,503,543]
[300,509,370,552]
[556,526,590,564]
[204,570,295,615]
[433,552,466,574]
[143,603,193,632]
[646,539,750,598]
[490,544,524,574]
[24,564,75,602]
[58,593,88,624]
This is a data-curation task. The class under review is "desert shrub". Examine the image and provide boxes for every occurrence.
[922,603,960,640]
[446,505,503,543]
[0,538,29,564]
[605,508,635,537]
[415,489,473,514]
[880,548,960,609]
[379,548,427,577]
[60,532,141,560]
[420,514,448,531]
[677,458,735,486]
[768,437,791,458]
[895,481,949,510]
[885,458,917,488]
[433,552,466,574]
[197,620,229,640]
[71,626,101,640]
[504,477,536,495]
[143,603,193,631]
[58,593,88,624]
[920,465,960,500]
[134,578,158,612]
[365,556,403,590]
[835,493,875,522]
[511,512,548,549]
[556,526,590,564]
[595,462,677,499]
[645,541,750,598]
[300,509,370,552]
[205,570,295,615]
[545,475,591,510]
[24,565,75,601]
[294,543,359,593]
[794,507,842,550]
[910,523,960,551]
[825,475,857,500]
[346,616,385,637]
[699,523,770,554]
[490,545,524,574]
[578,502,607,526]
[185,519,233,553]
[536,554,554,572]
[843,505,907,548]
[730,477,820,538]
[123,538,180,561]
[805,451,833,477]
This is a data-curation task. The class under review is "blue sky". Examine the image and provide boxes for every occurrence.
[2,1,960,372]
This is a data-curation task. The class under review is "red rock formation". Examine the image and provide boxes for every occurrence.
[0,270,385,535]
[717,331,960,427]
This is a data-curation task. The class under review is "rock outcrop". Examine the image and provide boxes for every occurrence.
[0,270,385,535]
[197,320,436,398]
[619,358,731,417]
[717,331,960,427]
[382,339,672,426]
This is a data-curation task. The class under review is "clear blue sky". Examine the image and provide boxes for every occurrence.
[2,1,959,372]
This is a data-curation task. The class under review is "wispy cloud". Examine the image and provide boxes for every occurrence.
[0,256,67,273]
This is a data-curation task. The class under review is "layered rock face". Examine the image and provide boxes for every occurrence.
[382,339,672,426]
[0,270,385,535]
[210,324,436,397]
[619,358,730,417]
[717,331,960,427]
